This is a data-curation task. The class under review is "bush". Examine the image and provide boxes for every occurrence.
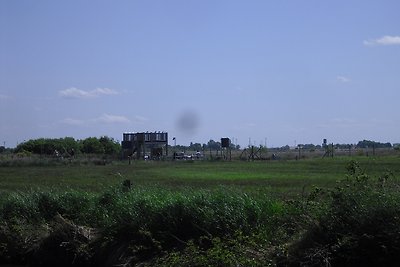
[285,161,400,267]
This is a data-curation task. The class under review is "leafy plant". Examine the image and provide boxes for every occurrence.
[285,161,400,266]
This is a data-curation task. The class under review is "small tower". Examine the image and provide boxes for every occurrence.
[221,137,231,160]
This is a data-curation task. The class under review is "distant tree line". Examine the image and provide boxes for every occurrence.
[274,140,393,151]
[172,139,394,152]
[14,136,121,156]
[1,138,394,156]
[356,140,392,149]
[173,139,240,152]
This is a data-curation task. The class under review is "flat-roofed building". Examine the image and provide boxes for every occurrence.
[122,132,168,160]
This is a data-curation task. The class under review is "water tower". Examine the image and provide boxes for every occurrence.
[221,137,231,160]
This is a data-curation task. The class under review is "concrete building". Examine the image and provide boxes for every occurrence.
[121,132,168,160]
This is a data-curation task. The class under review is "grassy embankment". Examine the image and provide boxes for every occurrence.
[0,156,400,266]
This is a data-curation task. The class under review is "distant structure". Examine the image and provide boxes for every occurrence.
[221,137,232,160]
[322,138,334,158]
[122,132,168,160]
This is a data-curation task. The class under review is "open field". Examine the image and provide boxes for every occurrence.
[1,156,399,196]
[1,156,400,266]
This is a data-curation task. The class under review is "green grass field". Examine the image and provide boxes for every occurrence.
[1,156,399,197]
[1,156,400,266]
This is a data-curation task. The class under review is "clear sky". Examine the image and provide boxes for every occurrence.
[1,0,399,148]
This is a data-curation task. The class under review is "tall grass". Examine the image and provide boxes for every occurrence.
[0,186,288,266]
[1,159,400,266]
[0,186,284,231]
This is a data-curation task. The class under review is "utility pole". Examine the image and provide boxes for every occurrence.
[298,145,301,159]
[173,137,176,159]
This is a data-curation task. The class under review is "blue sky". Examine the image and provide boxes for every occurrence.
[1,0,399,148]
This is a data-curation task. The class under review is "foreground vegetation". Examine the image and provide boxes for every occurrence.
[0,157,399,266]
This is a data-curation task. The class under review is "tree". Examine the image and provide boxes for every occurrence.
[81,137,104,154]
[356,140,392,149]
[206,139,221,150]
[189,142,202,151]
[99,136,121,155]
[14,137,80,155]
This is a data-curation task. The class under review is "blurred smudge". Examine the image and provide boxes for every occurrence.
[176,110,200,136]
